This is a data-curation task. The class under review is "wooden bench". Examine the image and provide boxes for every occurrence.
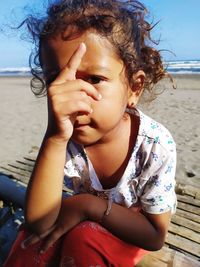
[0,153,200,266]
[137,183,200,266]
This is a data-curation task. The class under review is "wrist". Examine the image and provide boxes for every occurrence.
[44,132,69,147]
[84,194,108,222]
[39,135,68,158]
[98,198,112,223]
[45,123,71,144]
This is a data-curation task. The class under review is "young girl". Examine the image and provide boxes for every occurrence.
[4,1,176,266]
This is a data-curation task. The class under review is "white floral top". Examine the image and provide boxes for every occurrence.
[64,109,177,214]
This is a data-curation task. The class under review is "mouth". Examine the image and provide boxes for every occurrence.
[74,121,90,129]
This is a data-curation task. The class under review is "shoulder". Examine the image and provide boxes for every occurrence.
[136,109,176,154]
[130,110,177,214]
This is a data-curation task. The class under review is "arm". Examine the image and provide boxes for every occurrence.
[25,136,67,233]
[25,43,101,234]
[87,194,171,251]
[29,193,170,252]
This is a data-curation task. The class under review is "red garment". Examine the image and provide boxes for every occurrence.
[4,221,148,267]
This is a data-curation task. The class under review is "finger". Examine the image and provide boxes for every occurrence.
[49,79,102,101]
[21,234,37,249]
[21,225,56,249]
[55,42,86,83]
[54,99,93,116]
[40,227,64,253]
[51,89,91,104]
[67,43,86,79]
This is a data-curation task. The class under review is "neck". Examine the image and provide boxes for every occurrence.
[85,112,131,149]
[84,111,139,189]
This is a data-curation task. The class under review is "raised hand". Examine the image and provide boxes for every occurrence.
[46,42,101,142]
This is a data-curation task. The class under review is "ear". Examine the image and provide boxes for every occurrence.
[127,70,145,108]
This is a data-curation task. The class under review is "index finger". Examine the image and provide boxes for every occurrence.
[55,42,86,83]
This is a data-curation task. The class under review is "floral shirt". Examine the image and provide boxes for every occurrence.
[64,109,177,214]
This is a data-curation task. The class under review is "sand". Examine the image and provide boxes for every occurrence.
[0,74,200,188]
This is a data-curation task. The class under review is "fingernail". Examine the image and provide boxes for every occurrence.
[21,240,27,249]
[80,42,86,50]
[40,249,44,254]
[21,235,33,249]
[98,94,102,100]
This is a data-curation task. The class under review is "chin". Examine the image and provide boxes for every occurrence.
[71,133,100,146]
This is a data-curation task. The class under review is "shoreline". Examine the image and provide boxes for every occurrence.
[0,74,200,188]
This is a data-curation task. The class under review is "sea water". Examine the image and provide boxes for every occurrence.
[0,67,31,77]
[0,60,200,76]
[164,59,200,74]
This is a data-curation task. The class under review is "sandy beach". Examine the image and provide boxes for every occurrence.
[0,74,200,188]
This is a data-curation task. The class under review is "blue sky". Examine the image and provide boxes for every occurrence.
[0,0,200,68]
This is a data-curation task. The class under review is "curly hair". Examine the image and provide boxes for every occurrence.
[21,0,168,97]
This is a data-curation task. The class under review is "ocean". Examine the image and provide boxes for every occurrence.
[0,60,200,76]
[164,60,200,74]
[0,67,31,77]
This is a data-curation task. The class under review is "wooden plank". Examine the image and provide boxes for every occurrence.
[176,183,200,200]
[0,165,30,178]
[23,155,37,162]
[177,202,200,216]
[0,167,13,177]
[144,246,175,263]
[136,256,168,267]
[137,246,200,267]
[172,252,200,267]
[171,214,200,233]
[0,169,30,185]
[166,232,200,258]
[16,159,35,168]
[8,163,32,173]
[169,223,200,243]
[0,157,35,185]
[177,195,200,207]
[1,160,72,192]
[176,208,200,224]
[196,192,200,200]
[13,175,30,185]
[136,247,173,267]
[1,155,200,263]
[0,167,24,180]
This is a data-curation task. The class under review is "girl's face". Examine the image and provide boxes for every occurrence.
[41,30,141,145]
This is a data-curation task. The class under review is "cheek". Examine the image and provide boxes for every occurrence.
[92,82,129,115]
[92,95,127,120]
[99,86,128,105]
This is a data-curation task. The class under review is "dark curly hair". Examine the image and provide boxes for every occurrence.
[21,0,168,97]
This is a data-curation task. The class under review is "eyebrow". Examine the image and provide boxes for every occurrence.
[44,65,112,77]
[80,65,112,74]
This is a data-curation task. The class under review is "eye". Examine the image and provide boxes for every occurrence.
[86,75,104,84]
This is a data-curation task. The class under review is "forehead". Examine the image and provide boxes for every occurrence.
[41,30,123,74]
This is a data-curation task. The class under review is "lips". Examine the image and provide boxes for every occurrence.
[74,121,90,128]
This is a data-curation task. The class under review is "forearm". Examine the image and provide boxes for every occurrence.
[25,135,67,234]
[87,195,169,251]
[101,203,163,250]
